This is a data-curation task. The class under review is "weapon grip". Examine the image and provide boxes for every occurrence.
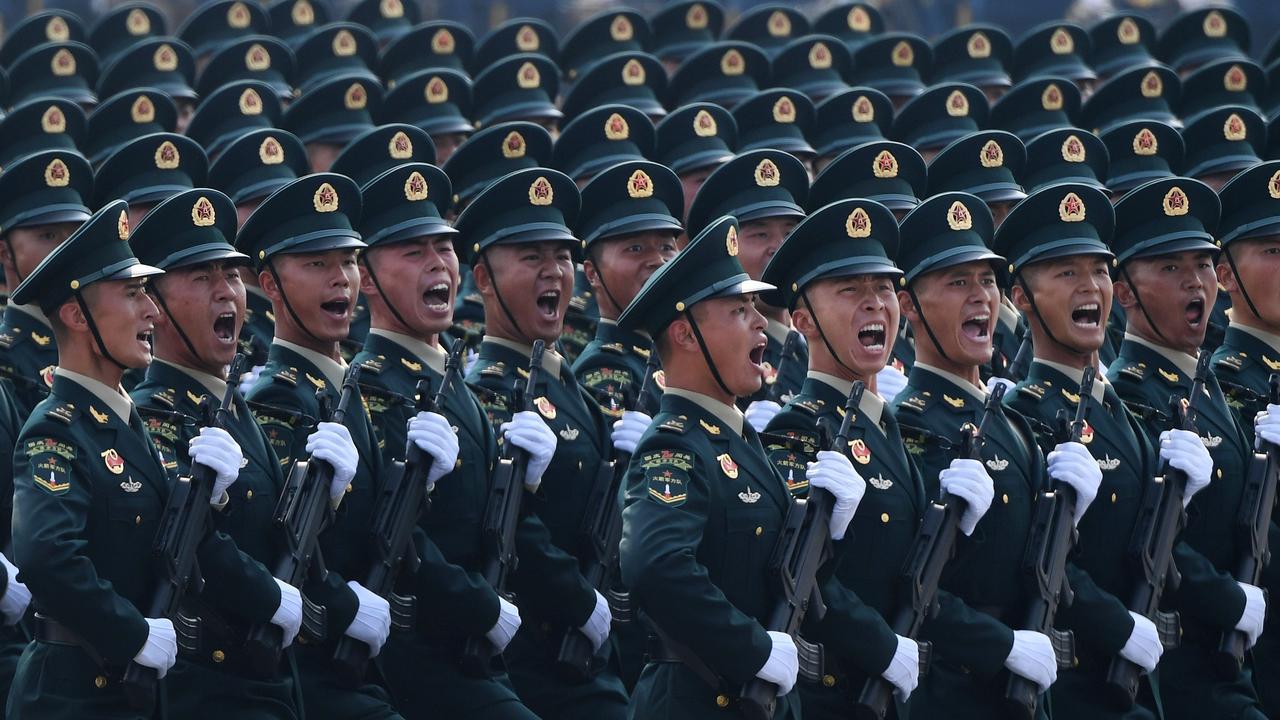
[738,681,777,720]
[121,662,158,710]
[853,678,895,720]
[1004,674,1039,720]
[332,636,372,689]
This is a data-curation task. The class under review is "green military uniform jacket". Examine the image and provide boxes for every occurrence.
[1008,360,1162,719]
[892,363,1046,719]
[0,304,58,417]
[10,370,271,719]
[240,287,275,357]
[1108,335,1265,719]
[764,373,924,719]
[0,380,30,718]
[132,360,300,719]
[572,319,664,418]
[740,319,808,410]
[619,388,801,720]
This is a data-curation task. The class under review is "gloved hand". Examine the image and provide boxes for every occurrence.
[344,581,391,657]
[1004,630,1058,694]
[188,426,243,504]
[485,596,522,654]
[1236,582,1267,649]
[464,349,480,375]
[1254,404,1280,446]
[0,553,30,626]
[612,410,652,455]
[407,411,459,489]
[501,411,557,492]
[1159,429,1213,507]
[745,400,783,433]
[876,365,909,403]
[1119,611,1163,673]
[756,631,799,697]
[986,376,1016,395]
[807,450,866,540]
[238,364,264,397]
[271,579,302,647]
[883,635,920,702]
[134,617,178,678]
[577,590,613,652]
[939,458,994,535]
[307,421,359,501]
[1046,441,1102,525]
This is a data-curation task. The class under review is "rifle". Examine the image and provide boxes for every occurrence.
[243,366,363,677]
[1003,365,1096,718]
[1104,352,1212,707]
[122,352,250,708]
[458,340,545,676]
[739,382,864,720]
[1211,373,1279,677]
[331,342,466,686]
[766,330,802,404]
[554,348,660,681]
[854,383,1007,720]
[1006,336,1033,384]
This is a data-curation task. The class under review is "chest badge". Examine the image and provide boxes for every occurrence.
[700,418,720,435]
[985,455,1009,472]
[652,369,667,390]
[1156,368,1180,383]
[1200,434,1222,448]
[558,426,579,441]
[1262,355,1280,371]
[1097,455,1120,471]
[534,396,556,419]
[41,366,55,387]
[1080,419,1094,444]
[88,406,109,425]
[401,357,422,372]
[31,331,51,346]
[943,394,965,408]
[305,372,326,389]
[101,448,125,475]
[718,453,739,479]
[738,487,760,504]
[868,474,893,490]
[120,477,141,493]
[784,468,807,491]
[849,438,872,465]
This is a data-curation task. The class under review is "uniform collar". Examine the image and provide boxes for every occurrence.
[154,358,228,404]
[1036,358,1107,403]
[1229,321,1280,355]
[8,302,49,327]
[485,334,564,378]
[998,298,1020,329]
[1124,332,1198,378]
[765,317,792,345]
[665,386,744,436]
[276,338,347,390]
[808,371,884,427]
[56,367,132,422]
[368,328,446,374]
[915,361,987,403]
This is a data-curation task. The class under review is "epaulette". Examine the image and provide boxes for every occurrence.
[480,361,507,377]
[45,402,76,424]
[1117,362,1147,382]
[657,415,688,434]
[1214,352,1244,373]
[273,366,298,387]
[151,387,176,409]
[0,330,15,349]
[896,391,929,414]
[1016,383,1046,400]
[790,397,823,415]
[600,342,627,355]
[359,356,386,375]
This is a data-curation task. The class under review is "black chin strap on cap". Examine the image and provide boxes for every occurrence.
[480,252,531,344]
[587,249,626,319]
[1222,246,1266,325]
[799,290,860,377]
[683,309,735,398]
[1015,272,1090,357]
[148,284,203,364]
[3,236,24,286]
[1117,264,1171,346]
[906,284,956,366]
[359,254,415,332]
[265,259,327,346]
[73,291,129,371]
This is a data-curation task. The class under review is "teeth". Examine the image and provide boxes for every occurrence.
[429,282,448,292]
[860,323,884,333]
[1076,303,1098,312]
[967,315,989,324]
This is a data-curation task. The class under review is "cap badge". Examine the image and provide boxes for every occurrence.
[1061,134,1086,162]
[604,112,630,141]
[118,210,130,240]
[127,8,152,35]
[892,40,914,67]
[154,140,180,170]
[610,15,633,42]
[502,131,527,159]
[946,89,969,117]
[852,95,875,122]
[192,196,216,227]
[947,201,973,231]
[1267,169,1280,200]
[1050,27,1073,55]
[1163,186,1189,217]
[1133,127,1158,156]
[46,15,69,41]
[314,182,339,212]
[686,3,708,30]
[515,24,539,52]
[721,48,745,76]
[693,109,717,136]
[227,2,251,29]
[767,10,791,37]
[425,76,448,103]
[260,136,284,165]
[131,95,155,123]
[380,0,403,19]
[344,82,367,110]
[1042,83,1063,111]
[627,169,654,199]
[808,41,832,70]
[431,28,455,54]
[388,131,413,159]
[754,158,780,187]
[245,43,271,70]
[726,225,739,256]
[846,208,872,238]
[967,31,990,59]
[1224,64,1247,92]
[51,48,76,76]
[153,43,178,71]
[873,150,899,178]
[44,158,70,188]
[1059,192,1086,222]
[1140,70,1162,98]
[516,61,540,89]
[291,0,314,26]
[772,96,796,123]
[1204,10,1226,38]
[41,105,66,133]
[528,176,554,206]
[849,6,871,31]
[332,29,357,57]
[404,171,428,201]
[1117,17,1140,45]
[979,139,1004,168]
[239,87,263,115]
[1223,113,1247,141]
[622,58,645,86]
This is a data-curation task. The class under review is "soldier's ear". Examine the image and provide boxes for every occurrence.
[356,259,379,298]
[258,267,281,303]
[790,305,813,336]
[667,316,698,354]
[1009,282,1033,314]
[581,257,600,289]
[1111,277,1137,310]
[472,258,493,297]
[1215,255,1239,294]
[56,297,87,332]
[897,289,919,323]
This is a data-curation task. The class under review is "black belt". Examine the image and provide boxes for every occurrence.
[34,614,113,674]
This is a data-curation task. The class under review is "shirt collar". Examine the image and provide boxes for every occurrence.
[276,338,347,390]
[765,318,792,346]
[598,317,651,340]
[369,329,447,374]
[1037,358,1107,403]
[56,367,132,422]
[1124,332,1199,378]
[808,371,885,428]
[485,335,564,378]
[154,358,228,404]
[1229,321,1280,355]
[665,386,745,436]
[915,361,987,403]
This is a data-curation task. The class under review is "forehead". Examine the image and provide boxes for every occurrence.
[281,247,357,262]
[1132,249,1214,267]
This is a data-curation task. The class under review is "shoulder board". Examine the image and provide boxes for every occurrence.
[273,367,298,387]
[480,361,507,377]
[896,391,929,414]
[1214,353,1244,373]
[600,343,626,355]
[1117,362,1147,382]
[0,330,15,349]
[151,387,176,409]
[1016,383,1046,400]
[790,398,823,415]
[45,402,76,424]
[358,356,385,375]
[657,415,688,434]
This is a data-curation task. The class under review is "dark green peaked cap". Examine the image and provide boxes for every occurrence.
[357,162,455,247]
[1216,160,1280,246]
[1,11,86,67]
[812,3,884,53]
[652,102,736,176]
[0,98,85,170]
[195,36,296,100]
[283,73,382,145]
[236,172,365,267]
[993,183,1114,278]
[732,88,815,158]
[560,51,667,122]
[97,37,196,101]
[810,87,891,159]
[267,0,333,49]
[379,68,474,136]
[1100,120,1183,193]
[454,167,580,265]
[474,18,558,72]
[471,53,561,128]
[618,215,772,336]
[552,104,653,182]
[648,1,724,62]
[441,121,552,207]
[1013,22,1094,82]
[331,123,436,187]
[926,130,1026,203]
[1180,105,1265,180]
[685,149,809,239]
[345,0,419,45]
[724,5,808,60]
[891,82,988,153]
[1087,15,1158,79]
[1158,6,1249,73]
[1021,128,1109,193]
[0,149,93,232]
[559,10,649,82]
[1078,64,1180,135]
[185,80,283,160]
[178,0,268,58]
[130,188,246,269]
[769,35,850,102]
[668,41,769,110]
[88,3,167,68]
[378,21,473,82]
[761,198,899,310]
[8,41,100,106]
[1178,59,1263,125]
[11,199,163,313]
[1111,176,1219,265]
[94,132,206,207]
[575,160,682,247]
[895,191,999,284]
[849,33,931,99]
[930,24,1012,89]
[293,22,379,94]
[84,88,178,167]
[208,128,309,205]
[988,77,1080,142]
[807,140,926,212]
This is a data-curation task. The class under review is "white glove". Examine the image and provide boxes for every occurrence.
[882,635,920,702]
[756,631,799,697]
[1235,582,1267,649]
[986,376,1016,395]
[1254,404,1280,446]
[611,410,652,455]
[0,553,30,626]
[939,458,994,535]
[133,617,178,678]
[407,411,459,489]
[1119,611,1163,673]
[1046,441,1102,525]
[1159,429,1213,507]
[464,349,480,375]
[485,596,522,653]
[744,400,783,433]
[1004,630,1058,694]
[239,364,264,396]
[188,426,243,504]
[807,450,866,540]
[577,590,612,652]
[501,411,557,492]
[306,421,359,500]
[344,581,391,657]
[876,365,909,403]
[271,579,302,647]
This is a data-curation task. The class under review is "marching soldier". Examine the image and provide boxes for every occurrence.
[617,215,863,719]
[1106,177,1267,720]
[651,102,736,228]
[128,188,305,718]
[349,162,536,719]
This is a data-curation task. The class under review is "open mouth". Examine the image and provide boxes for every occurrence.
[422,282,451,312]
[536,289,561,318]
[1071,303,1102,328]
[213,312,236,341]
[1184,298,1205,327]
[749,341,766,366]
[960,314,991,342]
[320,298,350,319]
[137,330,152,350]
[858,322,887,351]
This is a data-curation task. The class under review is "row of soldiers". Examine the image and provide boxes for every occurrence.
[0,0,1274,719]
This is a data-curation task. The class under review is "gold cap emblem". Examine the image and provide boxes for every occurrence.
[1163,186,1189,216]
[686,3,708,30]
[227,2,251,29]
[754,158,780,187]
[291,0,314,26]
[1141,70,1162,98]
[528,176,554,206]
[1223,112,1247,141]
[41,105,66,134]
[1042,83,1064,111]
[622,58,646,86]
[388,130,413,159]
[1050,27,1074,55]
[131,95,155,123]
[946,89,969,117]
[51,48,76,76]
[192,196,216,226]
[516,24,539,52]
[154,140,180,170]
[873,150,898,178]
[314,182,339,212]
[1268,170,1280,200]
[239,87,262,115]
[245,43,271,70]
[380,0,403,19]
[46,15,69,41]
[610,14,633,42]
[332,29,357,57]
[604,112,630,141]
[852,95,875,122]
[767,10,791,37]
[721,48,745,76]
[44,158,70,187]
[693,109,717,137]
[979,139,1004,168]
[892,40,914,67]
[1061,134,1086,162]
[1059,192,1086,222]
[404,171,428,201]
[502,131,526,159]
[1133,127,1158,156]
[947,200,973,230]
[118,210,130,240]
[1117,17,1140,45]
[126,8,151,35]
[726,225,739,256]
[1224,64,1247,92]
[809,41,832,70]
[967,31,991,59]
[627,169,653,198]
[153,43,177,72]
[516,61,540,89]
[846,207,872,238]
[431,28,454,54]
[259,136,284,165]
[344,82,367,110]
[1203,9,1227,38]
[849,5,871,31]
[772,96,796,123]
[425,76,448,103]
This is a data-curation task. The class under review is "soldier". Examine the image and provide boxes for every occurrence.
[987,77,1080,144]
[281,74,382,173]
[647,1,724,75]
[291,22,379,96]
[128,188,305,718]
[1107,177,1267,720]
[758,198,923,716]
[378,69,474,165]
[345,0,417,48]
[1078,65,1181,140]
[769,35,852,104]
[559,52,669,126]
[0,97,85,171]
[651,102,736,227]
[185,80,283,161]
[847,33,930,110]
[723,5,806,60]
[471,54,562,136]
[1086,15,1159,83]
[731,89,815,163]
[557,10,649,89]
[930,25,1013,102]
[93,132,207,228]
[890,82,987,163]
[96,37,197,132]
[667,42,769,110]
[460,168,628,719]
[176,0,268,68]
[83,88,179,167]
[617,215,863,718]
[193,35,295,103]
[5,40,99,109]
[349,162,536,720]
[377,21,474,84]
[808,87,892,174]
[472,18,558,76]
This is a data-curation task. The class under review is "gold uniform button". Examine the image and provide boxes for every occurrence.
[880,512,890,524]
[716,694,730,708]
[245,489,253,500]
[1002,493,1009,504]
[755,526,763,537]
[94,675,107,689]
[823,674,836,687]
[455,459,462,468]
[212,650,226,663]
[1111,492,1118,504]
[346,483,353,493]
[135,515,142,525]
[1216,469,1223,479]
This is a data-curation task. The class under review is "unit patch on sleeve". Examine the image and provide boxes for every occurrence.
[27,438,76,495]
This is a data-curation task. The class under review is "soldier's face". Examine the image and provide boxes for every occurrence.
[584,231,678,316]
[261,249,360,344]
[901,261,999,368]
[151,261,247,369]
[796,274,899,377]
[2,222,80,281]
[306,142,343,172]
[431,132,467,165]
[175,99,195,133]
[689,293,770,396]
[737,217,798,281]
[1218,237,1280,331]
[987,201,1014,229]
[85,278,160,368]
[128,203,157,231]
[1015,255,1112,355]
[475,241,574,344]
[679,165,717,222]
[361,234,459,338]
[1114,251,1216,354]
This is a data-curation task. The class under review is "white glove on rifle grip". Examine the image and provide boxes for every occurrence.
[577,590,612,652]
[806,450,866,540]
[485,596,522,654]
[501,410,557,492]
[1159,429,1213,507]
[134,618,177,678]
[875,366,909,403]
[882,635,920,702]
[1004,630,1058,694]
[0,554,30,626]
[1236,582,1267,649]
[306,421,359,501]
[939,458,994,536]
[271,579,303,648]
[1253,404,1280,446]
[188,426,243,505]
[1119,611,1163,673]
[744,400,783,434]
[1046,441,1102,525]
[756,631,799,697]
[344,581,391,657]
[407,411,460,488]
[611,410,652,455]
